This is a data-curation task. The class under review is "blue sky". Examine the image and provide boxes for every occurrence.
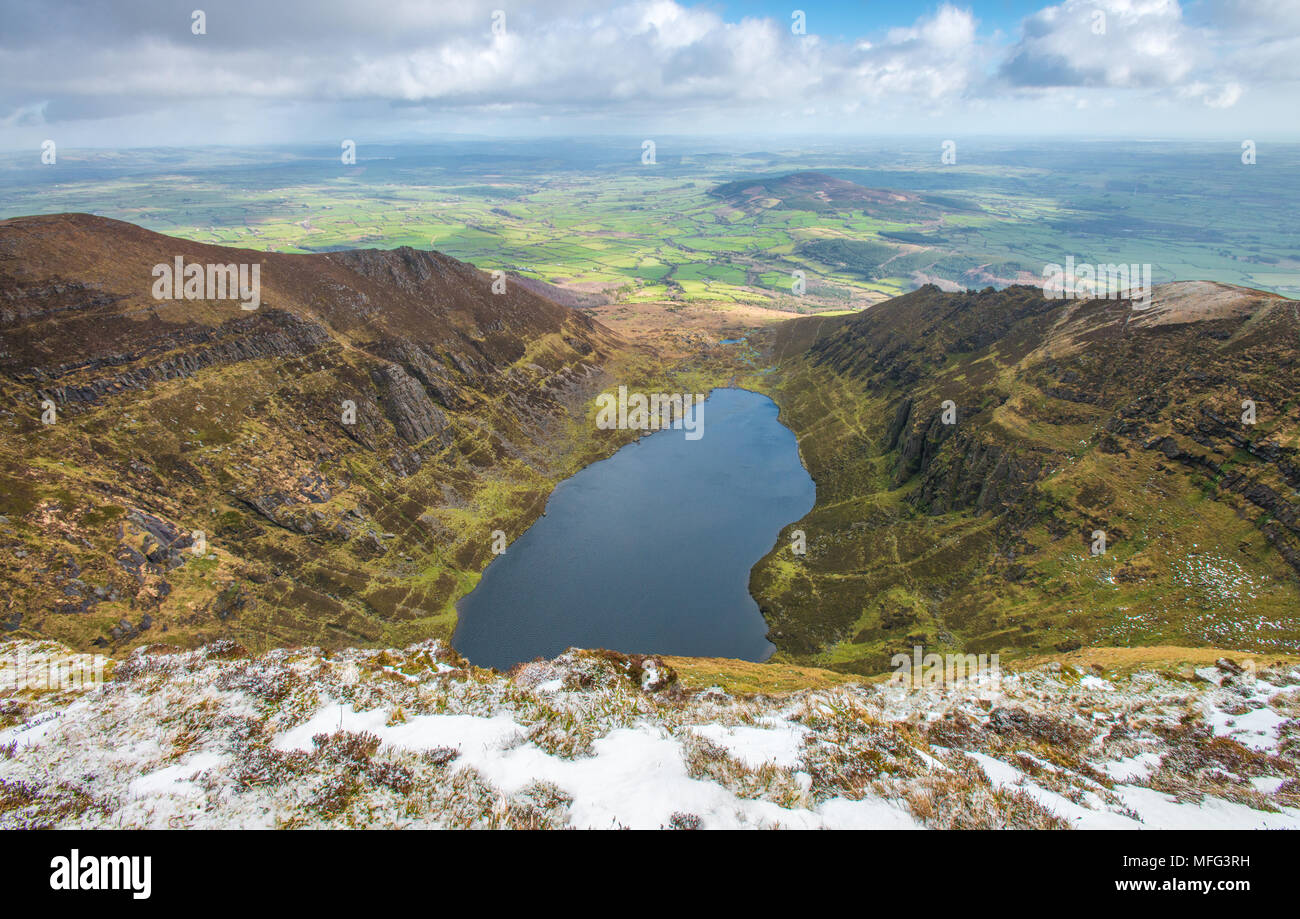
[716,0,1239,41]
[716,0,1045,37]
[1,0,1297,148]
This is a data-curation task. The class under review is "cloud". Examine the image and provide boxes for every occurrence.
[850,4,984,104]
[1194,0,1300,82]
[999,0,1198,89]
[994,0,1289,112]
[1180,81,1243,109]
[0,0,1294,146]
[0,102,48,130]
[0,0,968,138]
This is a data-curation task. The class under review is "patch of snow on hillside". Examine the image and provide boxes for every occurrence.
[687,721,808,770]
[2,641,1298,830]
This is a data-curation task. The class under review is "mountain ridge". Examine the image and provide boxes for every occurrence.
[752,281,1300,672]
[0,213,638,653]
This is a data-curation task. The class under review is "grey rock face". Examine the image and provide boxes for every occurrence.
[374,363,450,446]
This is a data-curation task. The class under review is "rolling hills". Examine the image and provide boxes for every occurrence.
[708,171,947,220]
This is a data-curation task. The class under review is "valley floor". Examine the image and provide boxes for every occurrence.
[2,640,1298,829]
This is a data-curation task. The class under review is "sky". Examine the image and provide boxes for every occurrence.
[1,0,1298,149]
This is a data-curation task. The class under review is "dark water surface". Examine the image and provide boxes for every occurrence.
[452,388,816,670]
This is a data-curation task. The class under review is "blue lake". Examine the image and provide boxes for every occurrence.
[452,388,816,670]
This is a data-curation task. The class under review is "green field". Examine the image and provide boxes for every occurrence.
[3,138,1298,307]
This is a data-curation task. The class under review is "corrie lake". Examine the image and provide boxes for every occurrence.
[453,388,816,670]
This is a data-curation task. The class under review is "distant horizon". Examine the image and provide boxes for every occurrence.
[6,133,1300,157]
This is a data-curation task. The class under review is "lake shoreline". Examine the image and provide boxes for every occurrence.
[453,388,815,670]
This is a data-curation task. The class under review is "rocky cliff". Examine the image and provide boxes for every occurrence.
[752,282,1300,672]
[0,213,631,652]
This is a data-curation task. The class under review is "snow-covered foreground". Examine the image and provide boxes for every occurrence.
[1,640,1298,829]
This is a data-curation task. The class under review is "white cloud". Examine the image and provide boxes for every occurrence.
[1180,80,1243,109]
[1203,82,1243,108]
[0,0,1294,146]
[854,4,984,103]
[1000,0,1199,89]
[1195,0,1300,82]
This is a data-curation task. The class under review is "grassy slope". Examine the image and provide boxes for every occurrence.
[745,283,1300,674]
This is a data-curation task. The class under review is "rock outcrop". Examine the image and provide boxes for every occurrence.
[374,364,450,446]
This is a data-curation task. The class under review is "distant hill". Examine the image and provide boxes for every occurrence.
[709,171,947,220]
[0,213,630,652]
[755,281,1300,673]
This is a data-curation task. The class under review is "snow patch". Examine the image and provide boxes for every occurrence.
[687,722,808,770]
